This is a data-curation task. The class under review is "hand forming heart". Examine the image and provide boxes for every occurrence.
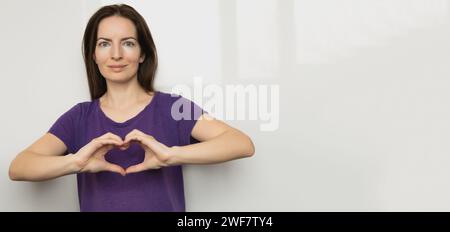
[73,129,172,176]
[122,129,171,174]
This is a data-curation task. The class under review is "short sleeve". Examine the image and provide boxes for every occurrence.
[169,94,208,145]
[47,103,81,155]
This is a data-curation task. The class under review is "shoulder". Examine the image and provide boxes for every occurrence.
[155,90,199,111]
[156,90,206,121]
[155,90,202,109]
[60,99,96,120]
[156,90,190,103]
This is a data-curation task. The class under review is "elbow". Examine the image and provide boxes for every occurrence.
[226,129,255,159]
[8,163,20,181]
[248,141,255,157]
[9,172,19,181]
[243,135,255,158]
[8,156,24,181]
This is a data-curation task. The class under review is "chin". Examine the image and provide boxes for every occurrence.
[105,73,134,82]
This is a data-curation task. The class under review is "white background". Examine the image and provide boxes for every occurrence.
[1,0,450,211]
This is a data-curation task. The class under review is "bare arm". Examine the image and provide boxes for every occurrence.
[167,114,255,166]
[8,133,80,182]
[9,132,127,181]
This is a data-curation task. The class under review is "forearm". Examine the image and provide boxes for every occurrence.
[9,151,80,182]
[168,129,255,165]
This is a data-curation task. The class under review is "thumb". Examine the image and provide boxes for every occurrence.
[104,162,126,176]
[81,140,110,158]
[125,163,148,174]
[98,144,115,156]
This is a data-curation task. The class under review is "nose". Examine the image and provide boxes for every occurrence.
[111,43,123,60]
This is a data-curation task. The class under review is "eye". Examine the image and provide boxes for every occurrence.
[124,41,135,47]
[98,41,110,47]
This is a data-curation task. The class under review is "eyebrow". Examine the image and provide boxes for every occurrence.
[96,37,137,42]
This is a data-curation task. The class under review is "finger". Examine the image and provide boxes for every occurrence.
[95,138,123,147]
[143,135,162,150]
[119,144,129,150]
[133,134,157,148]
[129,135,156,153]
[123,132,144,145]
[100,132,124,145]
[140,135,165,154]
[126,163,150,174]
[137,141,150,152]
[80,138,110,156]
[104,162,126,176]
[123,130,137,144]
[97,144,114,153]
[123,129,147,144]
[88,139,123,156]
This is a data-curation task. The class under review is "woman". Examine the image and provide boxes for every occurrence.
[8,4,254,212]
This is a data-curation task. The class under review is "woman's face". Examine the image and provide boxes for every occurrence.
[94,16,144,82]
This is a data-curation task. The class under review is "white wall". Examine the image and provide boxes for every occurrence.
[1,0,450,211]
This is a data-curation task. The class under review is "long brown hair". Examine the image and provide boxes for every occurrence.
[82,4,158,100]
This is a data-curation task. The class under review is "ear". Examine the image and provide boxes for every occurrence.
[93,53,97,63]
[139,53,145,63]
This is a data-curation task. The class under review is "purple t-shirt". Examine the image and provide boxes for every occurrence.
[47,91,205,212]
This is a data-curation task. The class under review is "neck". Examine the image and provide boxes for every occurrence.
[101,76,151,109]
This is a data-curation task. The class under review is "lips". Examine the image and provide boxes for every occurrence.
[108,64,128,72]
[108,65,127,68]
